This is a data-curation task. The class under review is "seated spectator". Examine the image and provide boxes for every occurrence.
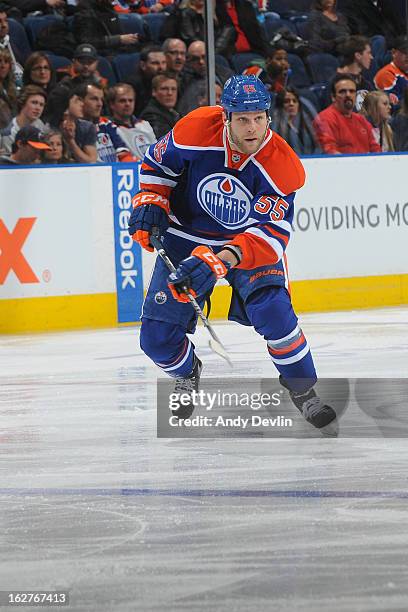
[215,0,271,58]
[57,44,108,89]
[0,48,17,128]
[125,45,167,115]
[306,0,350,56]
[0,4,23,86]
[0,84,47,154]
[340,0,403,47]
[162,38,187,78]
[244,44,289,94]
[42,128,72,164]
[107,83,156,159]
[45,83,98,163]
[178,0,208,47]
[391,87,408,151]
[82,81,134,162]
[374,36,408,105]
[140,72,179,138]
[73,0,142,57]
[177,40,232,114]
[271,87,320,155]
[336,36,374,110]
[360,90,394,152]
[0,125,50,165]
[313,74,381,154]
[23,52,55,96]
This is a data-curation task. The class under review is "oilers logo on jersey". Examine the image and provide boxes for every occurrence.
[197,174,253,228]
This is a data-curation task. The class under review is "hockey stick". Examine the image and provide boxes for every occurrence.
[150,229,232,367]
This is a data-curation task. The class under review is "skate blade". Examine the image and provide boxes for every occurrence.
[319,418,339,438]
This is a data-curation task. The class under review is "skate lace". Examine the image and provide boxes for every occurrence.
[174,376,196,394]
[302,397,325,419]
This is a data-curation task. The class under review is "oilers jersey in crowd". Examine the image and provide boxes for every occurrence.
[96,117,130,163]
[139,105,305,279]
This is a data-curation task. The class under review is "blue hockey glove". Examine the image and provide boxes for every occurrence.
[168,246,231,303]
[128,192,170,252]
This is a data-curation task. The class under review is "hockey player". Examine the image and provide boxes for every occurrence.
[128,74,338,435]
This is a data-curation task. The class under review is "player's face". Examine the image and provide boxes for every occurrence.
[333,79,356,115]
[356,45,373,71]
[22,94,46,121]
[228,111,269,155]
[83,86,104,120]
[111,87,135,120]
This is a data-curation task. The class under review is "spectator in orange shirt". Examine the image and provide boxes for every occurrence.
[313,74,381,154]
[374,35,408,105]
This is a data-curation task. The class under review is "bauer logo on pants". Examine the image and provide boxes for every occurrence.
[197,174,252,229]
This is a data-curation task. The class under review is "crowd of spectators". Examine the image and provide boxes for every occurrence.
[0,0,407,165]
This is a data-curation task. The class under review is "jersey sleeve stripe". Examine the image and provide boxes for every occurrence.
[140,174,178,187]
[145,150,182,177]
[245,227,284,261]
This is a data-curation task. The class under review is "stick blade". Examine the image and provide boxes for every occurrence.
[209,338,233,367]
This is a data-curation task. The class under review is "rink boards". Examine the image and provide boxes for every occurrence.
[0,155,407,333]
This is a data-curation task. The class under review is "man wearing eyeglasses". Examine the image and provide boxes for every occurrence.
[162,38,187,77]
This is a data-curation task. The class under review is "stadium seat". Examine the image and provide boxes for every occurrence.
[287,53,310,89]
[295,20,309,40]
[306,52,339,84]
[307,83,329,111]
[267,0,292,17]
[8,18,32,63]
[143,13,167,43]
[215,54,232,71]
[111,52,140,82]
[46,53,71,71]
[118,14,147,36]
[96,56,116,86]
[370,35,387,67]
[231,52,264,73]
[23,15,64,48]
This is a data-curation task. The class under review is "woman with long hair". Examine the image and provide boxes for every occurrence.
[271,86,320,155]
[42,129,72,164]
[360,90,394,152]
[0,48,17,128]
[23,52,56,95]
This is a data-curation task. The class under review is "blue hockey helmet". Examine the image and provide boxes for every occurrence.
[221,75,271,116]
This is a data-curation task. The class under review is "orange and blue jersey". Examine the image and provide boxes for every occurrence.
[139,105,305,284]
[374,62,408,103]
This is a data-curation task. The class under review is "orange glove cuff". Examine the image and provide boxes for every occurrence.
[191,246,229,279]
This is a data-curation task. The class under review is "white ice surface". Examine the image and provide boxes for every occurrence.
[1,307,408,611]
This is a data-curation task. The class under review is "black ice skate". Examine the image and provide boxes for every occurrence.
[171,356,203,420]
[280,377,339,437]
